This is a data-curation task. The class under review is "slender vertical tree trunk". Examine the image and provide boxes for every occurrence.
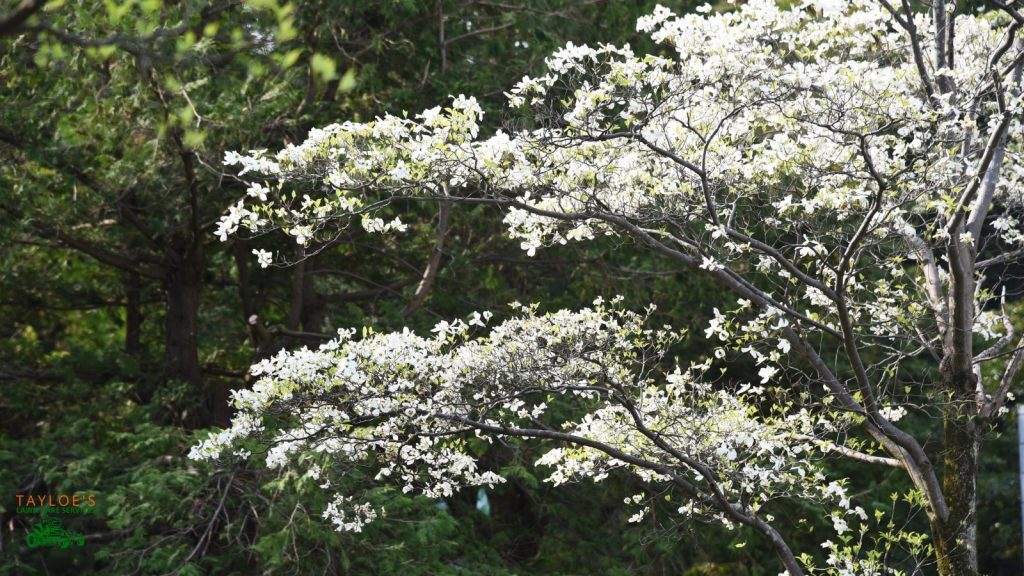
[124,271,142,356]
[232,241,255,324]
[300,253,324,334]
[287,244,305,334]
[287,246,324,339]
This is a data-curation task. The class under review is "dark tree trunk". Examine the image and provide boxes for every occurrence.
[287,246,324,341]
[232,241,256,327]
[299,256,324,334]
[163,231,204,389]
[287,244,305,334]
[124,271,142,356]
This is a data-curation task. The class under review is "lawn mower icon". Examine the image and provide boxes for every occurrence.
[25,517,85,549]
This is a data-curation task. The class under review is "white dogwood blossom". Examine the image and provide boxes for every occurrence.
[206,2,1024,575]
[193,302,859,566]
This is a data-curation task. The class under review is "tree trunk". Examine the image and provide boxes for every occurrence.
[299,254,324,334]
[287,246,324,341]
[934,370,980,576]
[124,271,142,356]
[232,241,255,322]
[163,232,203,389]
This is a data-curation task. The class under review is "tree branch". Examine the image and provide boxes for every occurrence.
[41,226,165,280]
[445,415,806,575]
[0,0,43,37]
[982,333,1024,420]
[402,200,451,318]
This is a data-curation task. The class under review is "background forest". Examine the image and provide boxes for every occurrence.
[0,1,1021,574]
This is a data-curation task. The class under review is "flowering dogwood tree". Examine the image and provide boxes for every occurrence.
[195,1,1024,574]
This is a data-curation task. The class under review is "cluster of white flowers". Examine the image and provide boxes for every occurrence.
[192,300,856,542]
[215,1,1018,351]
[323,495,380,533]
[208,1,1024,572]
[535,361,844,521]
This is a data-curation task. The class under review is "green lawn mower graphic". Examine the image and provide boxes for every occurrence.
[25,516,85,549]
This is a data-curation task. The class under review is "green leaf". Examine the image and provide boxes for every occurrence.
[183,129,206,149]
[339,67,358,92]
[310,53,337,82]
[280,48,303,70]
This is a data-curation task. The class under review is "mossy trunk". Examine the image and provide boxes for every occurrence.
[933,389,979,576]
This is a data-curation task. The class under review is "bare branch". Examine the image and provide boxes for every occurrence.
[982,333,1024,420]
[796,435,904,468]
[976,246,1024,268]
[402,199,452,318]
[43,226,166,280]
[877,0,938,103]
[946,71,1014,236]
